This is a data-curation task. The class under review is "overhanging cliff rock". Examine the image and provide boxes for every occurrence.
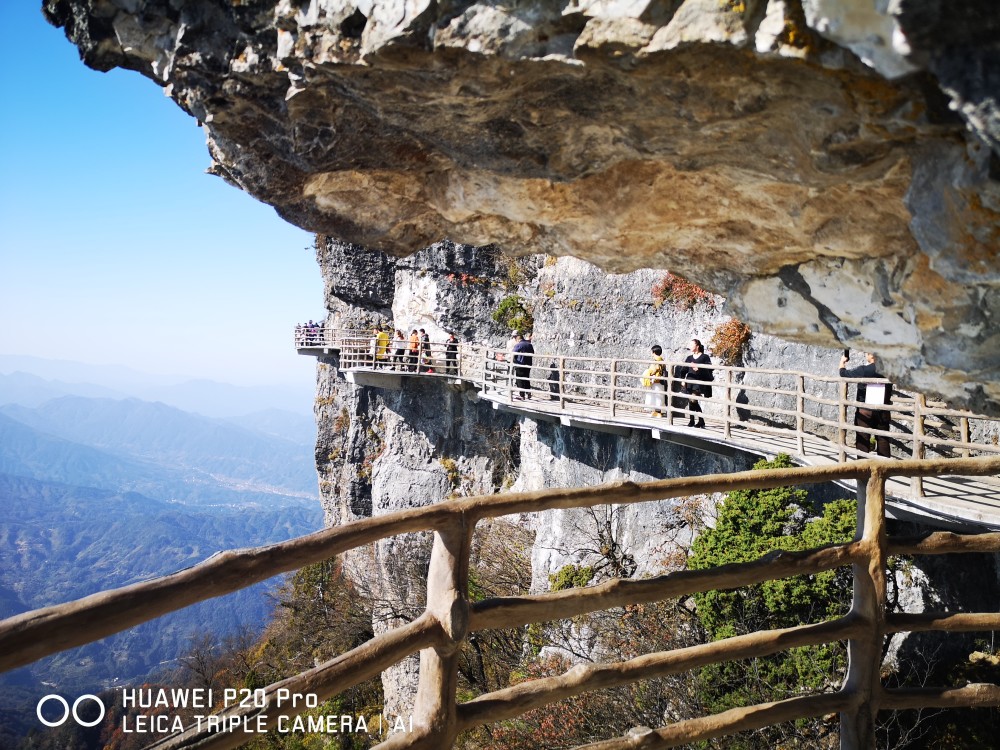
[44,0,1000,412]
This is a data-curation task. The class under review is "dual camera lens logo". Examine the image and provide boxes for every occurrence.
[36,694,106,728]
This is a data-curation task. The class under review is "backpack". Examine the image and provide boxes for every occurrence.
[642,363,665,388]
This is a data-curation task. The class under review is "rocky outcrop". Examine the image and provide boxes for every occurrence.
[311,236,852,712]
[314,240,525,711]
[43,0,1000,412]
[311,237,998,719]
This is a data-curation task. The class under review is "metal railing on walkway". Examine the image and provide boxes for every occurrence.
[298,327,1000,507]
[3,458,1000,749]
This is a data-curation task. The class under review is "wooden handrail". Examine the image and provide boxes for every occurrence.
[467,543,862,631]
[455,617,866,731]
[573,693,855,749]
[146,612,445,750]
[4,458,1000,750]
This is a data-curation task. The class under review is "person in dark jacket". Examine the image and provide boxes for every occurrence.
[547,361,560,400]
[445,332,459,375]
[419,328,432,372]
[839,351,892,457]
[511,333,535,399]
[407,329,420,372]
[677,338,713,428]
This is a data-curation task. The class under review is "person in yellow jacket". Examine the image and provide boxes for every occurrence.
[375,327,391,367]
[642,345,667,417]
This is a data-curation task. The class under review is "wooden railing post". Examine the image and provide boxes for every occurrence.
[842,465,888,749]
[912,394,926,498]
[386,521,473,750]
[961,416,972,458]
[796,374,805,456]
[667,360,676,426]
[724,369,733,439]
[482,346,491,393]
[558,357,566,410]
[838,381,848,462]
[506,355,513,404]
[610,360,618,416]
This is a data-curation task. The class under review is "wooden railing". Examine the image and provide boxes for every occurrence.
[4,458,1000,749]
[298,327,1000,499]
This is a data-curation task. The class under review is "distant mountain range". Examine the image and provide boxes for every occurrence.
[0,357,325,743]
[0,397,317,501]
[0,473,323,744]
[0,354,315,418]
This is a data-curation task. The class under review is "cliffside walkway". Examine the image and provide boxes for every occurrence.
[298,327,1000,530]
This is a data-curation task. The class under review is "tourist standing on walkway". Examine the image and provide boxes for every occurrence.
[393,329,406,369]
[839,351,892,457]
[375,327,391,368]
[419,328,432,372]
[511,333,534,399]
[506,330,520,357]
[642,345,667,417]
[445,332,459,375]
[678,338,712,428]
[408,329,420,371]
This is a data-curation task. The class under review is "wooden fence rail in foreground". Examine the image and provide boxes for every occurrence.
[4,457,1000,750]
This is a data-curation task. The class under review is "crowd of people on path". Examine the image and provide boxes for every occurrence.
[314,318,893,455]
[638,340,894,452]
[294,320,325,346]
[359,326,461,375]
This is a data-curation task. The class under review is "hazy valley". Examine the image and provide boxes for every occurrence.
[0,361,321,744]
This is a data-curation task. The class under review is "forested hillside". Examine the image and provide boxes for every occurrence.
[0,472,322,745]
[0,391,323,746]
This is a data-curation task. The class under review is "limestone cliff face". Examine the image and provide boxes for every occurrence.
[46,0,1000,413]
[312,236,849,710]
[314,240,525,710]
[314,237,544,529]
[314,236,998,714]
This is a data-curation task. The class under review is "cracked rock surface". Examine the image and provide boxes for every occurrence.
[44,0,1000,412]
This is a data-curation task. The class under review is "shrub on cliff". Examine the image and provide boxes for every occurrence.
[492,294,534,333]
[709,317,753,367]
[651,272,717,311]
[688,453,855,747]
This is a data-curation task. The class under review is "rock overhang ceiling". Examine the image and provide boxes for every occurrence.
[43,0,1000,412]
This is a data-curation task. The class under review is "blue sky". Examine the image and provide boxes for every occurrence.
[0,5,321,388]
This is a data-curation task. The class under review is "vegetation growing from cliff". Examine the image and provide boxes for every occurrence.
[688,453,855,747]
[462,504,705,749]
[446,271,486,286]
[198,558,383,749]
[651,272,717,311]
[492,294,534,333]
[709,317,753,366]
[548,563,595,591]
[457,521,535,700]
